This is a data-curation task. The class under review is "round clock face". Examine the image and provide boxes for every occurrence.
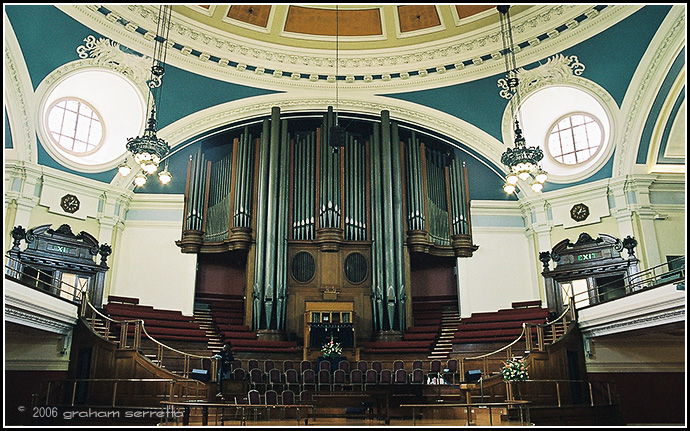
[570,203,589,222]
[60,194,80,213]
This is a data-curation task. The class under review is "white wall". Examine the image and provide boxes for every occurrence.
[109,197,197,316]
[456,201,542,318]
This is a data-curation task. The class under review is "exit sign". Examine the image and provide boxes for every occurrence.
[576,252,598,261]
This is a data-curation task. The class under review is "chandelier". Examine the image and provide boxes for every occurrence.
[329,5,345,152]
[119,5,173,187]
[497,5,547,194]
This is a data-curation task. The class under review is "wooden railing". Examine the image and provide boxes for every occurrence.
[459,297,576,378]
[80,296,217,379]
[38,377,206,408]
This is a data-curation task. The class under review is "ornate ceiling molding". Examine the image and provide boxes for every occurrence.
[57,5,638,93]
[615,6,686,177]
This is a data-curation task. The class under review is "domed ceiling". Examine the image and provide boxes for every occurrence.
[68,4,605,92]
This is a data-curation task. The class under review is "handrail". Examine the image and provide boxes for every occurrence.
[80,298,217,379]
[5,254,84,304]
[503,378,618,408]
[39,377,205,408]
[572,256,685,309]
[460,297,575,377]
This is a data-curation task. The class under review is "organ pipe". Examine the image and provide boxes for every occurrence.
[252,117,271,330]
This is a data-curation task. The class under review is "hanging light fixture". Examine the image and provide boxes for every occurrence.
[329,5,345,152]
[122,5,173,187]
[497,5,547,194]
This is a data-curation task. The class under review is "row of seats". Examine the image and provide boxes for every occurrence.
[235,366,456,394]
[451,303,549,345]
[102,299,208,343]
[225,358,458,375]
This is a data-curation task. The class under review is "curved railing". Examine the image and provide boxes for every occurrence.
[79,298,217,379]
[460,297,576,378]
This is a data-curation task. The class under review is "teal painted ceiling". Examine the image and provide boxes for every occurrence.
[4,5,685,199]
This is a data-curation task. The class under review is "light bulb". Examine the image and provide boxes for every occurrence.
[133,173,147,187]
[158,169,172,185]
[118,162,131,176]
[518,171,531,181]
[507,173,519,185]
[535,170,548,184]
[142,161,158,175]
[531,181,544,192]
[503,183,516,195]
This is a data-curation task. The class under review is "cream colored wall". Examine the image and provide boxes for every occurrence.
[585,330,685,373]
[550,215,622,249]
[5,323,72,371]
[651,210,686,260]
[109,212,197,316]
[457,226,541,318]
[27,205,101,239]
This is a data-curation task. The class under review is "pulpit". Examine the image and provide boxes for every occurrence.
[304,301,355,360]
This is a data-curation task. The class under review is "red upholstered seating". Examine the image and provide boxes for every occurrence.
[451,307,549,344]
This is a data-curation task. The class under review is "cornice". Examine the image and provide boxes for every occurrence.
[55,5,638,93]
[4,16,36,163]
[616,6,685,176]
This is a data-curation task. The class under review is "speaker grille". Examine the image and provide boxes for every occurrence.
[344,252,367,284]
[291,251,316,283]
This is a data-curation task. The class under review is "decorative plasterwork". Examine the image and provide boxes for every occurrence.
[76,34,153,86]
[4,18,36,163]
[581,309,684,339]
[498,54,586,100]
[158,93,504,176]
[57,5,638,92]
[5,281,79,335]
[615,6,685,177]
[577,283,686,339]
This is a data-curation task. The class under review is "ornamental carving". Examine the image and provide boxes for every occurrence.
[76,35,152,85]
[498,54,586,100]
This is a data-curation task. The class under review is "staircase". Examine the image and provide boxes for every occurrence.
[193,302,225,353]
[428,306,461,360]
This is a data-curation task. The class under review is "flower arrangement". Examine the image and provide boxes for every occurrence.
[321,335,342,358]
[501,358,528,381]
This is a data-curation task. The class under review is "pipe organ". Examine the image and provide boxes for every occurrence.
[178,107,477,342]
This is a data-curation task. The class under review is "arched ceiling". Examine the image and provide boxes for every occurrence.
[174,5,501,50]
[64,4,613,92]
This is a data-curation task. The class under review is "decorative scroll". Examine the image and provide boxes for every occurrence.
[76,35,152,85]
[498,53,586,100]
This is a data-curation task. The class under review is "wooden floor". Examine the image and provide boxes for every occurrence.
[157,406,531,427]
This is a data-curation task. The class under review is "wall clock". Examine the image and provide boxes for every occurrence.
[60,194,80,213]
[570,203,589,222]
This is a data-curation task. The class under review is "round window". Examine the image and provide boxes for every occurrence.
[546,113,603,166]
[46,98,104,155]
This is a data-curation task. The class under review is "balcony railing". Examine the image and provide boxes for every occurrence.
[5,254,83,304]
[573,256,685,310]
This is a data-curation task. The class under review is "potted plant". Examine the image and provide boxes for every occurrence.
[321,335,342,359]
[501,357,528,400]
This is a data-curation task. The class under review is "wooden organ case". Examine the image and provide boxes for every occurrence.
[177,107,477,348]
